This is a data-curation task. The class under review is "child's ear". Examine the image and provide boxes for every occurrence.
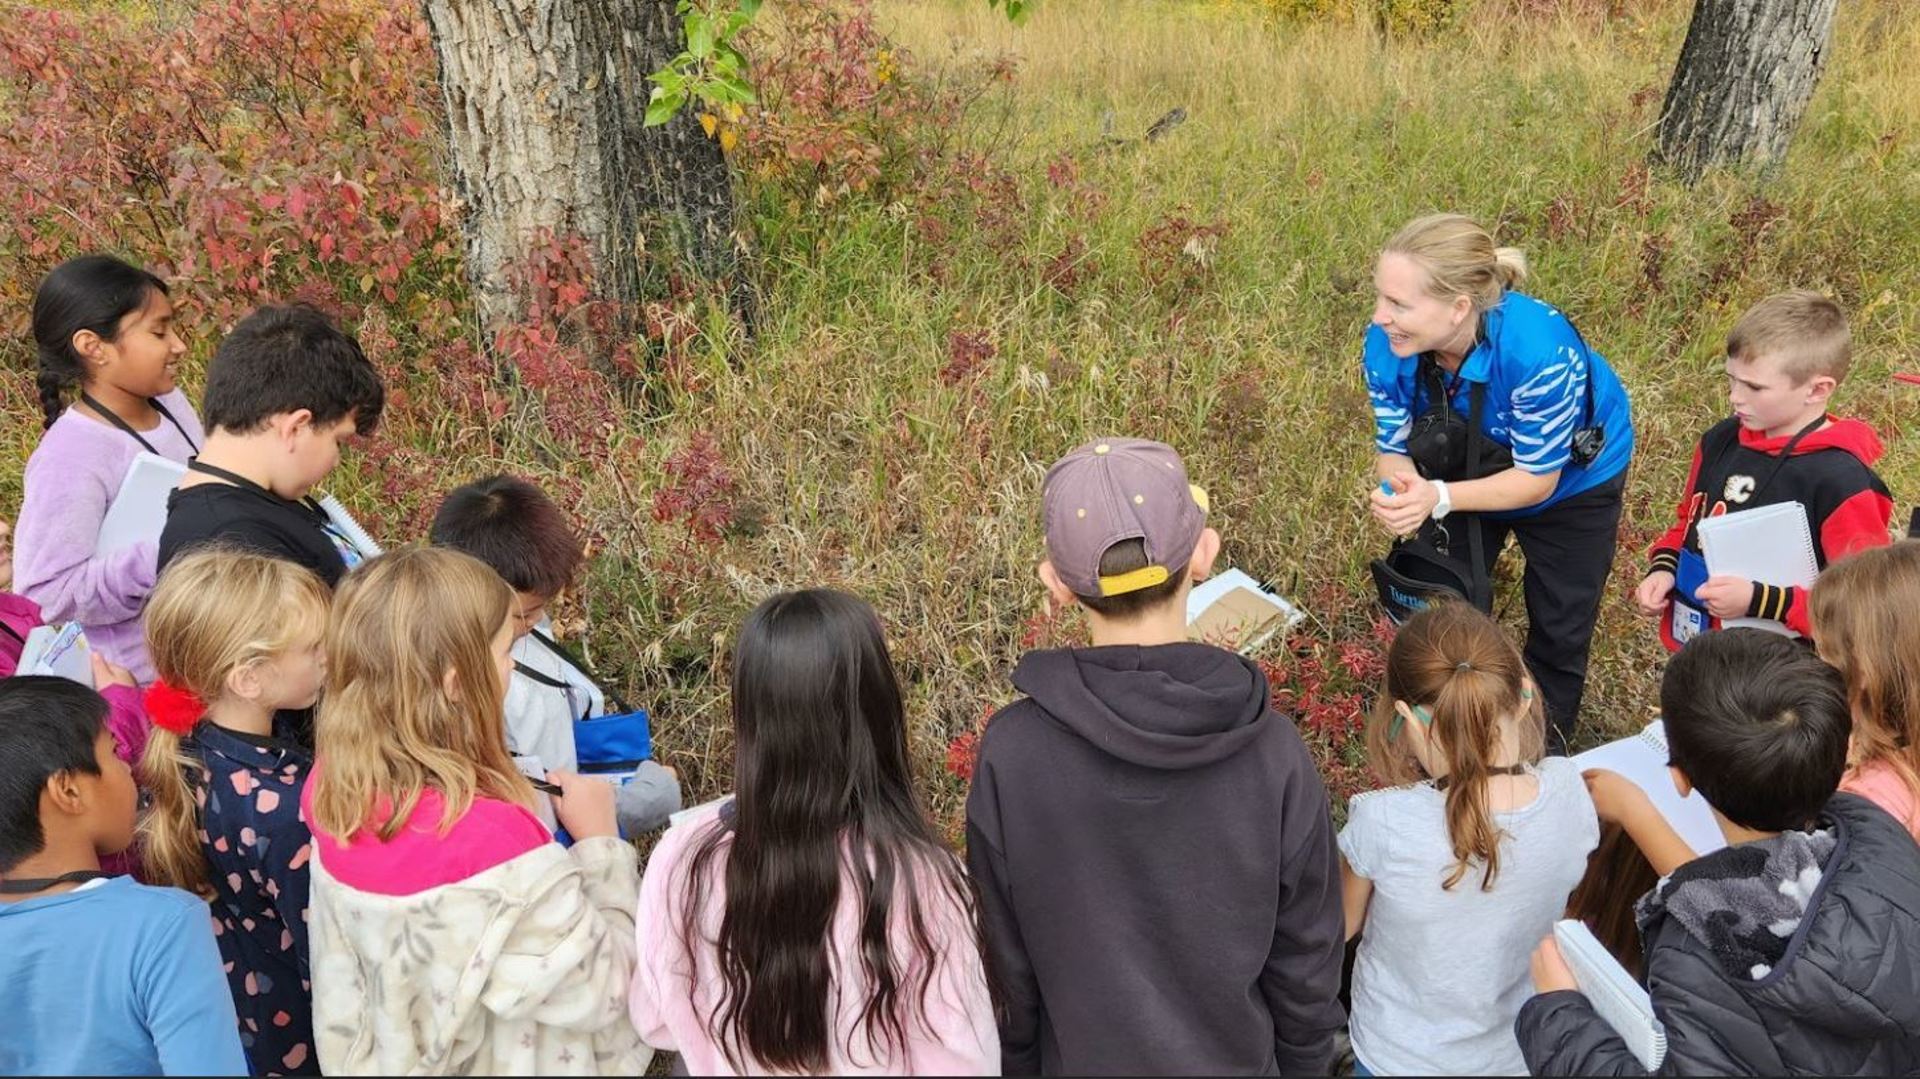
[225,662,263,705]
[1667,764,1693,799]
[44,768,89,818]
[1188,527,1222,584]
[71,328,106,366]
[1805,374,1837,408]
[442,665,463,703]
[276,408,316,446]
[1037,560,1081,610]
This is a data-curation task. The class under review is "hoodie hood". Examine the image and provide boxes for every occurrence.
[1011,642,1272,770]
[1641,794,1920,1041]
[1738,416,1885,465]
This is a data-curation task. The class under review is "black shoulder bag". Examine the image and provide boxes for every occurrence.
[1370,360,1498,621]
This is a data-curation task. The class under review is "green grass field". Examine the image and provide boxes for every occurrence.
[6,0,1917,834]
[640,0,1920,826]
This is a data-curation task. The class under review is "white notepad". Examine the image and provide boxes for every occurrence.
[1696,501,1819,637]
[95,452,187,555]
[1571,720,1725,858]
[1554,919,1668,1070]
[1185,568,1305,655]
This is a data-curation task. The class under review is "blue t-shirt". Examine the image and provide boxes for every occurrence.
[0,875,248,1076]
[1363,290,1634,517]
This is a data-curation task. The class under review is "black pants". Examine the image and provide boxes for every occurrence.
[1471,472,1626,752]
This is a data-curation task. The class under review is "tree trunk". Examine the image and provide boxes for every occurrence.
[1654,0,1837,182]
[425,0,742,331]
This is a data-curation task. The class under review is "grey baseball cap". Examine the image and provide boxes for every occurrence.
[1042,437,1210,597]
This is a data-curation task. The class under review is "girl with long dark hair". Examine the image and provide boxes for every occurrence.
[630,589,996,1075]
[15,255,203,682]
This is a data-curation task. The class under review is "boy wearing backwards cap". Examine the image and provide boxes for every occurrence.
[965,438,1346,1076]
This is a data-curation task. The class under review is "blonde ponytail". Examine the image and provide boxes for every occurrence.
[138,726,212,895]
[1492,246,1529,290]
[1383,213,1526,313]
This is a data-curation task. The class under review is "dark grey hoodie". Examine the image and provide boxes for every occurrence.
[965,642,1346,1076]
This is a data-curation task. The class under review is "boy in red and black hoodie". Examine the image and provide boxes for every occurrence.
[1635,291,1892,649]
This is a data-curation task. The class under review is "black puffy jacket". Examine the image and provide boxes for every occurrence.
[1517,793,1920,1076]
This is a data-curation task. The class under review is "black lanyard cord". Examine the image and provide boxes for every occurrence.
[527,629,636,715]
[186,460,331,524]
[0,869,108,895]
[79,392,199,456]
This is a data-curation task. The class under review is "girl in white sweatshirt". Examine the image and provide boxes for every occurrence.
[302,547,649,1075]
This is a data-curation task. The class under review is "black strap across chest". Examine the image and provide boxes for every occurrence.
[186,459,331,524]
[523,628,635,715]
[80,392,199,456]
[1698,414,1828,507]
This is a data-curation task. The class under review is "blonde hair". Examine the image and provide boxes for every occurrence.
[1366,602,1543,890]
[1809,542,1920,831]
[138,549,331,897]
[308,546,530,841]
[1727,290,1852,386]
[1383,213,1529,314]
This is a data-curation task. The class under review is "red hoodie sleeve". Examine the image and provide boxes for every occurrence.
[1747,488,1894,633]
[1648,438,1708,577]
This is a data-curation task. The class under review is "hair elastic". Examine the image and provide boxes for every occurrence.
[144,681,206,736]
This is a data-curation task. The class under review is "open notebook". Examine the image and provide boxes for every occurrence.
[1185,568,1304,655]
[1696,500,1819,637]
[1571,720,1725,858]
[1555,919,1667,1069]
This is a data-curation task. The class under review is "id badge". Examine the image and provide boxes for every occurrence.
[1670,600,1706,645]
[321,522,367,568]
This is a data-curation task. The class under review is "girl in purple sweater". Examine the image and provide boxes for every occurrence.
[14,256,204,683]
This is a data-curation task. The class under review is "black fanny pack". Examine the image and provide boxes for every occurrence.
[1405,360,1513,482]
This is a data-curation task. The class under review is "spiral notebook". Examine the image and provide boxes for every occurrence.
[314,494,384,559]
[1696,501,1819,637]
[1571,720,1725,857]
[1554,919,1667,1070]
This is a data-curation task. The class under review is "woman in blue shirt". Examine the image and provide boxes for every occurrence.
[1363,214,1633,749]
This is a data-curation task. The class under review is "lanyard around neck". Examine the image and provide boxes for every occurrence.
[0,869,107,895]
[79,392,199,456]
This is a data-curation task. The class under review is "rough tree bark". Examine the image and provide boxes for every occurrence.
[1654,0,1838,182]
[425,0,742,331]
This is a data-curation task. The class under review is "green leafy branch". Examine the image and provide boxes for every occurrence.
[644,0,1028,135]
[645,0,762,133]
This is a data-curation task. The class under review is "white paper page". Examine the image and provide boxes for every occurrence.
[1572,721,1725,857]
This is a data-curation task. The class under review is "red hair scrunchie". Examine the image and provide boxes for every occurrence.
[144,681,205,736]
